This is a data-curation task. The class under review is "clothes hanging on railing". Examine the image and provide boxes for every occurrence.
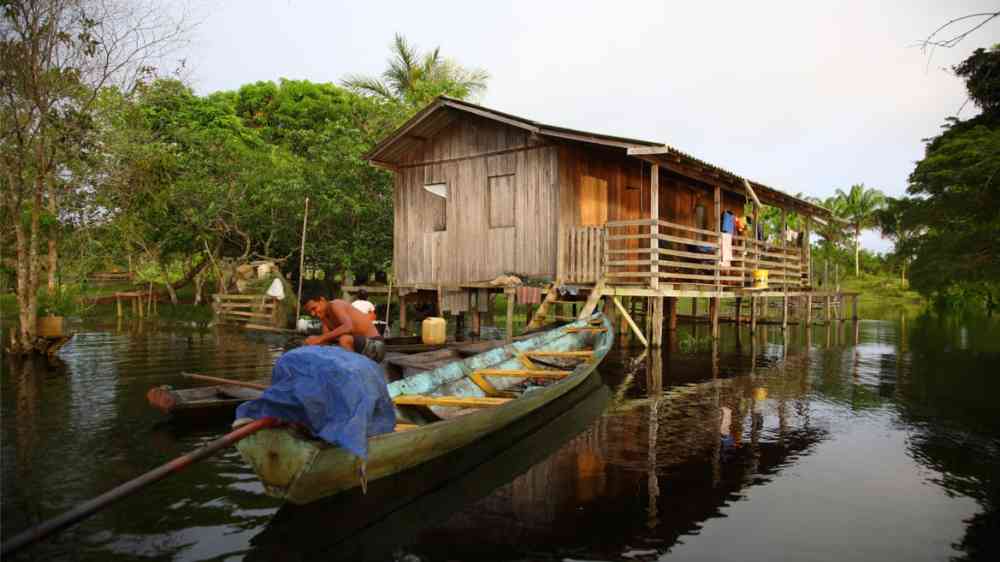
[720,233,733,267]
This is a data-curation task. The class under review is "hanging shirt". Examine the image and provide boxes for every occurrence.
[351,299,376,315]
[721,211,736,234]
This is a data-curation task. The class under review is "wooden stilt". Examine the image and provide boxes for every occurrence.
[651,296,664,347]
[692,297,698,318]
[782,294,788,330]
[399,294,408,335]
[470,309,481,337]
[805,294,813,325]
[116,295,123,318]
[454,313,465,341]
[852,294,859,321]
[709,297,719,339]
[504,288,515,344]
[667,297,678,331]
[750,295,757,331]
[734,297,742,325]
[825,295,832,323]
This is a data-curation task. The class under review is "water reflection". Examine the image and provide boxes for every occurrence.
[1,312,998,561]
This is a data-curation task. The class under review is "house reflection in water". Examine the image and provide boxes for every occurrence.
[412,343,828,561]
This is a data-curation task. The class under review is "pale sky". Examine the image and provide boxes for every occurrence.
[174,1,1000,253]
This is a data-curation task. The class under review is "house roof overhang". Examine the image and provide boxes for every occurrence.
[365,96,835,219]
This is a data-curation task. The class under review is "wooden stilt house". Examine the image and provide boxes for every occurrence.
[365,96,851,345]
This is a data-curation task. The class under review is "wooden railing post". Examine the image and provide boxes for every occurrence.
[650,164,659,291]
[714,185,721,291]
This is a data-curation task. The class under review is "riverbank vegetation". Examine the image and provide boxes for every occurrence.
[2,2,996,351]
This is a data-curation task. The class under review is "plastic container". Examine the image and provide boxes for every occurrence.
[752,269,769,289]
[421,317,447,345]
[37,315,64,338]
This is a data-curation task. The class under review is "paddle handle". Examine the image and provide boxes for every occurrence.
[181,372,268,390]
[1,417,278,556]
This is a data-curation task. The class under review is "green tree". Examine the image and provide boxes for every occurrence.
[833,184,885,276]
[895,45,1000,311]
[342,33,489,109]
[0,0,186,350]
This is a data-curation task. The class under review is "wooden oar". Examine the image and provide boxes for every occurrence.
[181,372,268,390]
[0,417,278,556]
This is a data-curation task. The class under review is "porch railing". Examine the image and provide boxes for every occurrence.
[561,219,808,290]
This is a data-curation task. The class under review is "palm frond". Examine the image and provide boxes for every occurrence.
[340,74,395,101]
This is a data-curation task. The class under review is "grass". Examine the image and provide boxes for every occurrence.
[838,272,925,318]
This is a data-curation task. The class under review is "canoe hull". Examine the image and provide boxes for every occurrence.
[236,314,614,504]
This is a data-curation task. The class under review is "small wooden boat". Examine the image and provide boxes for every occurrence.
[236,313,614,504]
[146,385,263,422]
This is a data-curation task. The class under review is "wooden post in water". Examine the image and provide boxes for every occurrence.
[806,294,813,325]
[750,296,757,331]
[398,294,408,335]
[667,297,678,331]
[295,197,310,322]
[651,297,664,347]
[852,295,859,321]
[709,296,719,339]
[504,287,515,343]
[691,297,698,318]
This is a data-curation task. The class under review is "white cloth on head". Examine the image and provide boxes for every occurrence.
[266,278,285,300]
[720,233,733,267]
[352,299,375,315]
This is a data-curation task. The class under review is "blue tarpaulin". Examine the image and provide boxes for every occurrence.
[235,345,396,459]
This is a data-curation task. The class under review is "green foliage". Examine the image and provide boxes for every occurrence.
[954,44,1000,115]
[881,46,1000,311]
[37,285,84,316]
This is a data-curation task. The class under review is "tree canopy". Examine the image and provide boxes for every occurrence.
[891,45,1000,310]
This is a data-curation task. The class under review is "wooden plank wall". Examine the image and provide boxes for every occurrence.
[393,115,558,286]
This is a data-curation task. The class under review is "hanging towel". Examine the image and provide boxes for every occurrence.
[517,286,542,305]
[720,233,733,267]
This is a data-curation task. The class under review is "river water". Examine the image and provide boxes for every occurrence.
[2,310,998,561]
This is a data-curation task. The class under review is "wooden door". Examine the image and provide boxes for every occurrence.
[579,175,608,226]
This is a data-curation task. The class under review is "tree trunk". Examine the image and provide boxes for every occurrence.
[170,254,209,293]
[854,226,861,277]
[47,181,58,294]
[193,271,204,305]
[164,280,179,305]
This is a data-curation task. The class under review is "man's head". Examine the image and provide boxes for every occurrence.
[357,289,369,301]
[303,296,327,318]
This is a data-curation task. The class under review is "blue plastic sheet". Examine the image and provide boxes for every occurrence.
[235,345,396,459]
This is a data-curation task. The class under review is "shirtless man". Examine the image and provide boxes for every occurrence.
[303,296,385,361]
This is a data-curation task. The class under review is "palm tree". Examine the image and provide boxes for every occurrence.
[833,184,886,276]
[342,34,489,108]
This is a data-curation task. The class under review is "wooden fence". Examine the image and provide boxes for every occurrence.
[559,226,605,283]
[212,294,281,327]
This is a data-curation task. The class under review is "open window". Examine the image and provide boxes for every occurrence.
[424,182,447,232]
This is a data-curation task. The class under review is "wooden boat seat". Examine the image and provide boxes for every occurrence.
[394,423,419,432]
[524,350,593,359]
[473,368,571,379]
[393,395,512,408]
[564,327,607,333]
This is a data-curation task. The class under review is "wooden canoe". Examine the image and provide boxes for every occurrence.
[146,385,263,422]
[235,313,615,504]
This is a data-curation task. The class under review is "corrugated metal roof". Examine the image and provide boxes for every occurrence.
[366,96,833,218]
